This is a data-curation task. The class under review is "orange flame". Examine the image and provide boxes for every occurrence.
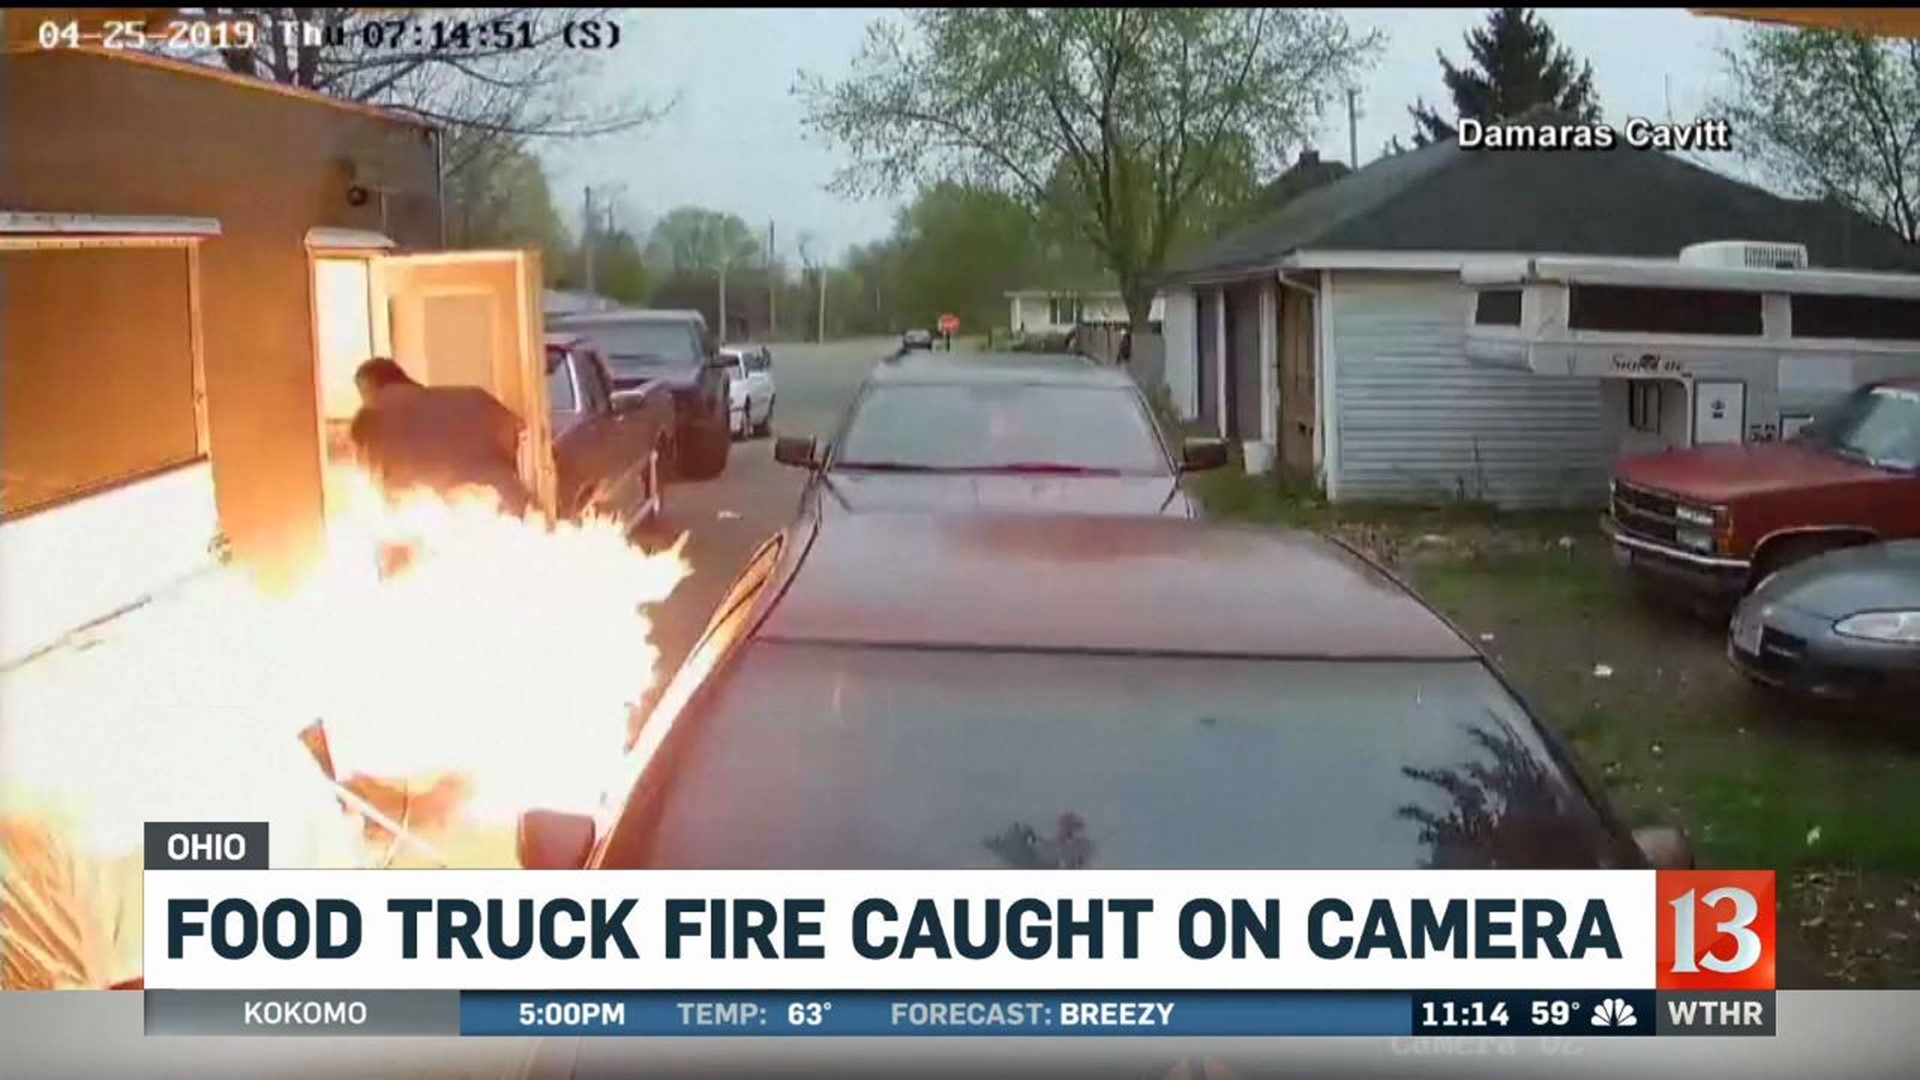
[2,466,690,880]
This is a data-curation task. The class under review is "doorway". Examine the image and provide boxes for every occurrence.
[308,247,555,520]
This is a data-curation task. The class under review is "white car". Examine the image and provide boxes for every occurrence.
[720,345,776,439]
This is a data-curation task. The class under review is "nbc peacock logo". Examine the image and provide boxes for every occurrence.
[1589,997,1637,1028]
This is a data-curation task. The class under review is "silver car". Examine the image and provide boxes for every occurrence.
[1729,539,1920,705]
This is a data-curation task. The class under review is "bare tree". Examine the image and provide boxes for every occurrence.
[178,9,668,180]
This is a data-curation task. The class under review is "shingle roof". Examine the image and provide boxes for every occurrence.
[1164,131,1920,282]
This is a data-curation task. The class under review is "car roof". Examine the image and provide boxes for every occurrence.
[758,512,1476,660]
[867,352,1130,388]
[550,309,706,327]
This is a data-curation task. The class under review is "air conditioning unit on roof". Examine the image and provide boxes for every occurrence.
[1678,240,1809,270]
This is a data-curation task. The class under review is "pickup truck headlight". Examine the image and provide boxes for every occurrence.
[1833,611,1920,643]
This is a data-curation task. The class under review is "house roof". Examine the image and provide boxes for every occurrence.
[1006,278,1122,297]
[1164,125,1920,283]
[12,43,436,130]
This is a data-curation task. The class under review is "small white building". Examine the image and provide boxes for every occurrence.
[1006,285,1162,334]
[1154,130,1920,506]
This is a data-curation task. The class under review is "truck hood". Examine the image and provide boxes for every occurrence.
[612,367,701,395]
[821,471,1195,518]
[1614,441,1891,502]
[1749,539,1920,619]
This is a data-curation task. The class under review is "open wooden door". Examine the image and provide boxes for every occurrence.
[369,250,556,516]
[1278,285,1316,476]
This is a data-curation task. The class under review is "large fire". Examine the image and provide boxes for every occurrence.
[0,469,690,987]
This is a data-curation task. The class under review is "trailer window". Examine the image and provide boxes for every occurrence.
[1569,285,1762,336]
[2,248,202,517]
[1474,289,1523,326]
[1628,382,1664,433]
[1790,294,1920,341]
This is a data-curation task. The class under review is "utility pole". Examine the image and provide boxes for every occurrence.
[582,186,596,297]
[1347,87,1360,170]
[766,220,777,339]
[718,258,729,344]
[817,264,828,344]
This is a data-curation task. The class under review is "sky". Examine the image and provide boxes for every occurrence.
[539,8,1750,267]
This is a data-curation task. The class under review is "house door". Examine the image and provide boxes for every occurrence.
[1278,286,1316,474]
[321,249,555,517]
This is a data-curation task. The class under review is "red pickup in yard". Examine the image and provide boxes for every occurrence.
[1604,379,1920,602]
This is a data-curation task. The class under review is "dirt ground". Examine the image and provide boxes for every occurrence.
[1194,468,1920,989]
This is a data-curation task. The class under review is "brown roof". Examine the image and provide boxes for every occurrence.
[760,512,1476,660]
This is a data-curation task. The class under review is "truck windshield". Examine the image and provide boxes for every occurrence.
[587,322,701,378]
[1798,385,1920,471]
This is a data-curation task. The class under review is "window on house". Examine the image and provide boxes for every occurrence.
[1790,294,1920,341]
[1474,289,1523,326]
[1628,381,1664,434]
[1049,296,1082,325]
[1568,285,1762,336]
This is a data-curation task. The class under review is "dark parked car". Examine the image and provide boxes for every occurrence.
[517,511,1690,874]
[544,335,674,532]
[773,354,1226,518]
[1729,539,1920,704]
[899,328,935,353]
[548,309,731,481]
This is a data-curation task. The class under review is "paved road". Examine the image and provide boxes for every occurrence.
[639,337,895,688]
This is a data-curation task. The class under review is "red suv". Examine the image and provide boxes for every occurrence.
[1604,379,1920,601]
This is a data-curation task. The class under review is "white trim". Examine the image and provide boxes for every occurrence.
[1258,282,1277,447]
[1213,287,1229,438]
[1285,250,1545,272]
[306,227,396,252]
[1464,255,1920,298]
[1317,270,1340,500]
[0,211,220,237]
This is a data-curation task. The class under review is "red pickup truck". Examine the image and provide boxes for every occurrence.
[1604,379,1920,601]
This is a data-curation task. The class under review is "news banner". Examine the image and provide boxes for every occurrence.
[141,823,1776,1039]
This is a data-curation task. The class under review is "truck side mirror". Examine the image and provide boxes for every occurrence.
[517,809,595,870]
[774,436,820,469]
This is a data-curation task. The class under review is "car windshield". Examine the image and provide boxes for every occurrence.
[1797,385,1920,470]
[544,349,576,411]
[833,383,1171,474]
[604,646,1636,871]
[585,321,700,377]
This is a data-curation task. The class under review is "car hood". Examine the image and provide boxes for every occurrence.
[1748,539,1920,619]
[1614,441,1891,502]
[821,471,1195,517]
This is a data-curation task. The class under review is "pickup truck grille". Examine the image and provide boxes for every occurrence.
[1611,480,1683,545]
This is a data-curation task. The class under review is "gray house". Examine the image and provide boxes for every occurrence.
[1156,129,1920,506]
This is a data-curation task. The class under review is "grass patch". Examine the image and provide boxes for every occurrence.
[1199,471,1920,985]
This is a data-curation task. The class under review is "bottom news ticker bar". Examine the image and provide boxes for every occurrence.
[142,990,1775,1038]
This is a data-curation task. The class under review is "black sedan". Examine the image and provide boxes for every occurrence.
[1729,539,1920,704]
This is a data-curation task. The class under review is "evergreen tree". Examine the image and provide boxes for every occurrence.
[1409,8,1601,145]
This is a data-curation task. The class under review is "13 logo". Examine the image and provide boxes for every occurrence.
[1655,870,1776,990]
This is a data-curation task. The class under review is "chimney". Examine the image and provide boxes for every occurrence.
[1299,148,1320,166]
